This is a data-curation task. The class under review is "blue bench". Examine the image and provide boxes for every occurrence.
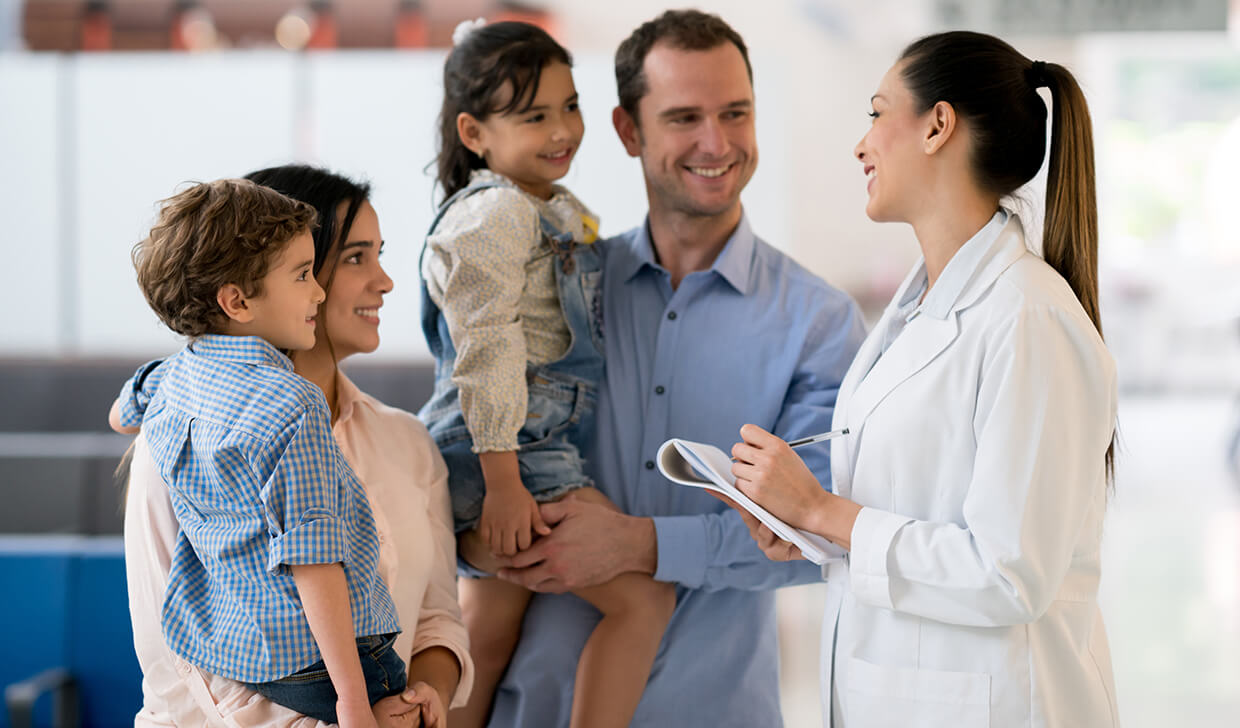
[0,536,140,728]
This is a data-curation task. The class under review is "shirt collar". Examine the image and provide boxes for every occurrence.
[618,212,756,294]
[333,370,363,426]
[188,335,294,371]
[918,208,1010,320]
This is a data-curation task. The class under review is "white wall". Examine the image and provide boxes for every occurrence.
[1,5,1236,391]
[0,49,793,361]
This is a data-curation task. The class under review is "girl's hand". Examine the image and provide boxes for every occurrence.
[479,481,550,557]
[707,491,804,562]
[407,681,448,728]
[729,424,829,531]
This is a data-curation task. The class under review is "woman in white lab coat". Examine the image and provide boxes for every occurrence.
[724,32,1120,727]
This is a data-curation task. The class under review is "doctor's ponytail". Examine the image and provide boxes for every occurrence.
[900,32,1112,481]
[899,32,1101,338]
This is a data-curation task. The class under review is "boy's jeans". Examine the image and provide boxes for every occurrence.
[248,634,406,723]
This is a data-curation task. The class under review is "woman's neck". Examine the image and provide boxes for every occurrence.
[291,343,340,423]
[911,182,1000,292]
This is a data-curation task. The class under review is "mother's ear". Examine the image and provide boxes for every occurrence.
[923,100,959,155]
[216,284,253,324]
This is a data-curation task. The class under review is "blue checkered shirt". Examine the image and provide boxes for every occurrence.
[117,335,400,683]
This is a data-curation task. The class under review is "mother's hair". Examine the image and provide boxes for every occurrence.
[244,164,372,281]
[245,164,373,361]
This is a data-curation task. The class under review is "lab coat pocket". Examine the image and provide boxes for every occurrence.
[845,656,990,727]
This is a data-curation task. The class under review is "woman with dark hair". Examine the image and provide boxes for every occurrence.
[121,165,473,728]
[719,32,1119,726]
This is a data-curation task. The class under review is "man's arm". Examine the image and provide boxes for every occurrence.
[500,297,866,594]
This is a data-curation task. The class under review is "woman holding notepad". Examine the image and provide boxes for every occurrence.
[722,32,1119,727]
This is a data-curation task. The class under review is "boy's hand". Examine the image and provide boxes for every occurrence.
[337,696,381,728]
[480,481,549,557]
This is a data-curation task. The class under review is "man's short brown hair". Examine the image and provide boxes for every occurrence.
[133,178,317,338]
[614,9,753,123]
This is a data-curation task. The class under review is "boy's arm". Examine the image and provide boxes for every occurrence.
[291,562,379,728]
[111,358,167,434]
[109,397,140,434]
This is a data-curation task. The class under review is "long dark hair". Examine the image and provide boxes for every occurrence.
[436,21,572,199]
[899,31,1112,480]
[244,164,372,361]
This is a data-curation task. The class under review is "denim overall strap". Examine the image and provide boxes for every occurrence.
[418,181,510,364]
[417,184,605,533]
[538,219,603,378]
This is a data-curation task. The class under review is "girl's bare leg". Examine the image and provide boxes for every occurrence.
[566,488,676,728]
[449,532,533,728]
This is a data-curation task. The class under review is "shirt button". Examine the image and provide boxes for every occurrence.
[645,460,655,470]
[655,385,665,395]
[667,311,678,320]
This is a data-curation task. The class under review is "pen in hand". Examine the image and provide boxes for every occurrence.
[785,427,850,449]
[733,427,850,462]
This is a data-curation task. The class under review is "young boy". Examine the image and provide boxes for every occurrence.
[110,179,403,728]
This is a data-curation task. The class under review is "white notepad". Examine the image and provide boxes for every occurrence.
[656,438,845,565]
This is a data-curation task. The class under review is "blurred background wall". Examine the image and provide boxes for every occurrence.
[1,1,1238,726]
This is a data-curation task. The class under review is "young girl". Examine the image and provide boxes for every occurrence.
[417,20,675,728]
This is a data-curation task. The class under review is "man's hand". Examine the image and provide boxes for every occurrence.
[497,493,656,593]
[708,491,804,562]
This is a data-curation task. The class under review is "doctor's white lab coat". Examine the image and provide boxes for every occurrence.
[821,214,1120,727]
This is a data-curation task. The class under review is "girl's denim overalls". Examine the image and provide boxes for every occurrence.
[417,181,604,533]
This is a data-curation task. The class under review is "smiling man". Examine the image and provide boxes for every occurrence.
[480,10,867,726]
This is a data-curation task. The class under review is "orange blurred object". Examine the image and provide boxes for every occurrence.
[394,0,428,48]
[492,3,558,41]
[306,1,337,50]
[79,0,111,51]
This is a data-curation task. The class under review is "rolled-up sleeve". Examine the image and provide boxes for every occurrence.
[262,407,349,573]
[117,359,167,428]
[423,188,539,453]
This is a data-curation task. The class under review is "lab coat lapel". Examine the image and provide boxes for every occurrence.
[846,217,1029,432]
[846,312,960,430]
[829,282,901,500]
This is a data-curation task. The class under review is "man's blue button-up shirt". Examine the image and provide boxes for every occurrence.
[489,216,867,726]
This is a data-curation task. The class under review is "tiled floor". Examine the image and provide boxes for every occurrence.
[775,393,1240,726]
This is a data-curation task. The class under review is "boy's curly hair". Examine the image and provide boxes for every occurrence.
[133,179,317,337]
